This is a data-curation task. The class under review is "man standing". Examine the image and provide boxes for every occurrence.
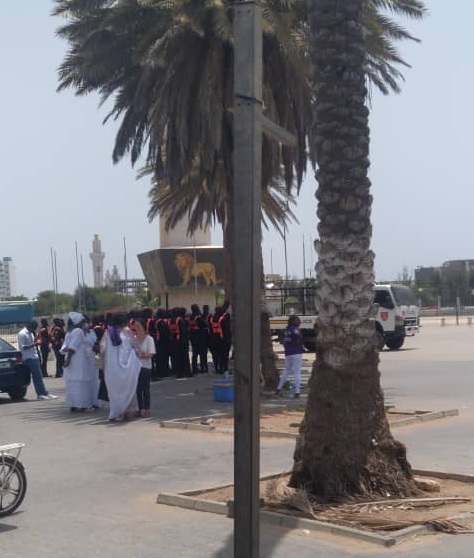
[154,309,171,379]
[188,304,201,376]
[38,318,51,377]
[50,318,66,378]
[18,320,58,401]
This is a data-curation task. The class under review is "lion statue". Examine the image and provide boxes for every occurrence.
[174,252,217,287]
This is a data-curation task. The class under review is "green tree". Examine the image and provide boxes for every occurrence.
[5,295,28,301]
[73,286,128,314]
[290,1,425,499]
[397,266,414,286]
[35,290,74,316]
[132,286,161,309]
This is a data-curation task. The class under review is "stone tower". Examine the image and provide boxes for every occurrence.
[159,216,211,248]
[90,234,105,288]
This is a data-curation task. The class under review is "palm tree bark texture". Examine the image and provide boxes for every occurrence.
[290,0,418,499]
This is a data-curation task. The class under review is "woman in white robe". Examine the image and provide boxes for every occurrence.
[100,313,141,422]
[62,312,96,412]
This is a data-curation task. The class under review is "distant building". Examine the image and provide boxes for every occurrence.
[415,260,474,286]
[114,278,148,295]
[104,265,121,288]
[441,259,474,272]
[89,234,105,288]
[414,266,439,286]
[0,257,14,300]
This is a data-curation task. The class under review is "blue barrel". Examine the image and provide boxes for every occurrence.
[214,377,234,402]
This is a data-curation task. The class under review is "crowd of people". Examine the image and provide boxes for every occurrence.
[18,304,306,417]
[18,303,233,422]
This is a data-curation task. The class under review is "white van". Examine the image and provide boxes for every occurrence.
[374,284,419,350]
[269,284,420,352]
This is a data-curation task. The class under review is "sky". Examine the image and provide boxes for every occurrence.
[1,1,472,298]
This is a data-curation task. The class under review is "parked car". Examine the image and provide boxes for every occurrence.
[0,337,31,400]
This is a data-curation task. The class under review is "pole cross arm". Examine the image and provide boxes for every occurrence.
[227,108,297,147]
[261,115,297,146]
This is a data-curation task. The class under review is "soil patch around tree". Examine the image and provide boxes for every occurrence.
[190,473,474,535]
[187,409,437,434]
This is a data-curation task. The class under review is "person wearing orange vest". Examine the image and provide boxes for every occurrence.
[92,314,108,402]
[202,305,211,371]
[38,318,51,377]
[50,317,65,378]
[154,308,171,378]
[168,307,190,378]
[188,304,209,375]
[188,305,200,375]
[221,301,232,372]
[209,306,228,375]
[139,307,157,380]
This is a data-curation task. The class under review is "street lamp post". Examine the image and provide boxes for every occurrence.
[233,2,262,556]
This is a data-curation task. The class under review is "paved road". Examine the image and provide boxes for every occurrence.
[0,324,473,557]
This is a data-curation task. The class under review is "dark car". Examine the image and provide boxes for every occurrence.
[0,337,31,400]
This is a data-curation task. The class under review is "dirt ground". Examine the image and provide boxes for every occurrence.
[194,474,474,533]
[195,410,421,434]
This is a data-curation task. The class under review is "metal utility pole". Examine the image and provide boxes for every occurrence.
[302,234,306,281]
[283,226,289,281]
[123,237,129,308]
[50,247,57,314]
[233,1,262,556]
[193,236,198,297]
[80,254,86,312]
[75,241,82,311]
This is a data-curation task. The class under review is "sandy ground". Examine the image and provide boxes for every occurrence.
[195,474,474,533]
[193,409,423,434]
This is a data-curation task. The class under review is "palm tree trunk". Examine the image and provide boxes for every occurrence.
[290,0,417,499]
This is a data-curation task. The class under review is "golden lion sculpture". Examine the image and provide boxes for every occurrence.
[174,252,217,286]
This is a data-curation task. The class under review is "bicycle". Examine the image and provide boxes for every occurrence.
[0,443,27,517]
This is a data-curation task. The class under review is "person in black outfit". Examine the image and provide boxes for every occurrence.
[139,307,157,380]
[50,318,65,378]
[38,318,51,377]
[188,304,201,375]
[197,307,209,374]
[177,307,191,376]
[168,307,191,378]
[209,306,226,374]
[92,314,108,402]
[168,308,184,378]
[220,301,232,372]
[201,304,211,372]
[154,308,171,378]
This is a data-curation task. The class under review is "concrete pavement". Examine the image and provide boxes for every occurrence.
[0,324,473,557]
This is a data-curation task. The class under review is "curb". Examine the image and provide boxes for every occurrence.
[412,469,474,484]
[160,408,460,437]
[156,469,474,547]
[390,409,459,428]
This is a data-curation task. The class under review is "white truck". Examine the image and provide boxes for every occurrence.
[269,284,420,352]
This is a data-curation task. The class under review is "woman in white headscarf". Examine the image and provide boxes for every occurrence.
[100,312,141,422]
[62,312,97,412]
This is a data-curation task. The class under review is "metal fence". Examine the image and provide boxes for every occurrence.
[0,327,20,348]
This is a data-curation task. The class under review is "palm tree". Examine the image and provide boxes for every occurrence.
[289,0,426,499]
[54,0,425,393]
[54,0,310,390]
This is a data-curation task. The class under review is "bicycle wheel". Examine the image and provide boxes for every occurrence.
[0,454,27,517]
